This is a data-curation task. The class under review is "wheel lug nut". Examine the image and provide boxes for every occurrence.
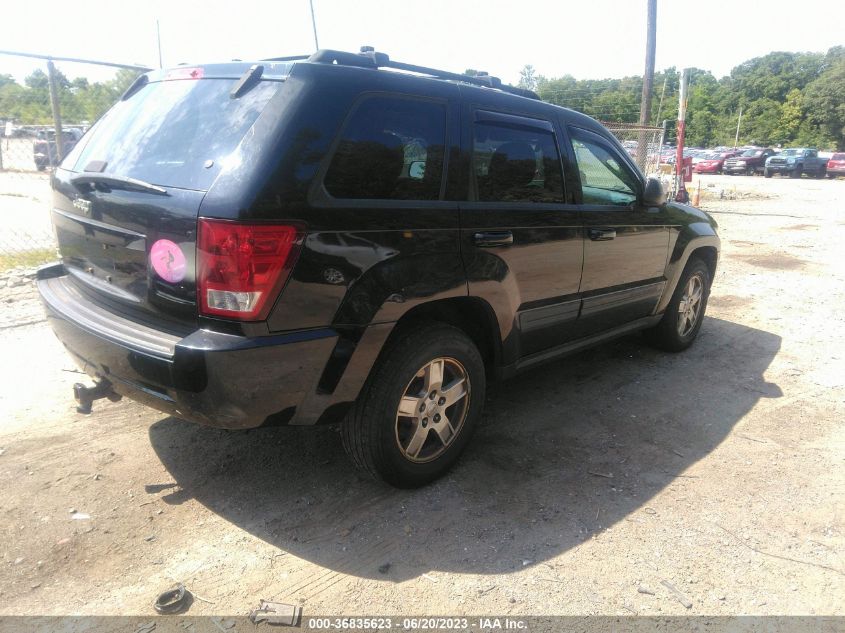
[429,391,436,399]
[422,418,428,427]
[438,397,446,406]
[434,414,441,422]
[419,404,426,413]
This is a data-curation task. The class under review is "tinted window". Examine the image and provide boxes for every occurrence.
[570,130,638,206]
[67,79,280,191]
[324,97,446,200]
[473,122,564,203]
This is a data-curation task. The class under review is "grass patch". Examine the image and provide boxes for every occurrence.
[0,248,56,273]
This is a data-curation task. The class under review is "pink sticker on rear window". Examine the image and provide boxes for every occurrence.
[150,239,187,284]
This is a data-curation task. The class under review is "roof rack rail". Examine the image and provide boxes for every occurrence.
[300,47,539,100]
[261,54,311,62]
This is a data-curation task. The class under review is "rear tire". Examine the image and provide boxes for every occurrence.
[644,259,712,353]
[341,322,485,488]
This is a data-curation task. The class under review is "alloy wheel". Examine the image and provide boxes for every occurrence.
[395,357,471,463]
[677,274,705,337]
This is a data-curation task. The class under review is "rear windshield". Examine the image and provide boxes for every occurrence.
[64,78,281,191]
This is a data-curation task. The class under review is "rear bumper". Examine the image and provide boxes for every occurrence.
[37,264,341,429]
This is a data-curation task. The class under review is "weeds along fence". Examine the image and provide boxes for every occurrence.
[0,52,148,274]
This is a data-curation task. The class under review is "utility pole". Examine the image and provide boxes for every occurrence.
[156,20,163,68]
[309,0,320,51]
[637,0,657,170]
[734,105,743,149]
[654,75,667,126]
[46,59,64,165]
[675,69,690,203]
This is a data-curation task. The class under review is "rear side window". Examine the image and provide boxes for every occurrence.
[324,96,446,200]
[570,129,639,206]
[833,153,845,160]
[66,78,280,191]
[473,123,564,203]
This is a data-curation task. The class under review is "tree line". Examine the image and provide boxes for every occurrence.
[521,47,845,150]
[2,48,843,150]
[0,67,139,129]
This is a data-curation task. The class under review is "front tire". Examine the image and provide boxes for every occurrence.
[644,259,712,352]
[764,169,772,178]
[341,322,485,488]
[790,166,802,179]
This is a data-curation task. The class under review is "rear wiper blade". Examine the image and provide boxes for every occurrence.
[70,173,168,196]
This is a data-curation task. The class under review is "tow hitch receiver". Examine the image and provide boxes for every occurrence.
[73,381,122,414]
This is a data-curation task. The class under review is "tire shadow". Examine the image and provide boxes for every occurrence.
[149,316,781,581]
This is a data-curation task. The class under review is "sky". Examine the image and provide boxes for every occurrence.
[1,0,843,86]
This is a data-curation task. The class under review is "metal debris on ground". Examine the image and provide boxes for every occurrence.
[250,600,302,627]
[661,579,693,609]
[154,582,191,614]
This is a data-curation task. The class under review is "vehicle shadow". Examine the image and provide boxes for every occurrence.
[149,316,781,581]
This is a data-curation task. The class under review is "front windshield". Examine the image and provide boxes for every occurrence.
[741,149,762,157]
[782,149,803,156]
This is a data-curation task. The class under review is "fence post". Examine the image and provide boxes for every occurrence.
[47,59,64,164]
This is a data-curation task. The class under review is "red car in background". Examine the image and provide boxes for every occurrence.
[693,150,742,174]
[827,153,845,179]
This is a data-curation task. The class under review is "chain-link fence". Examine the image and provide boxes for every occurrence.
[0,53,145,275]
[601,122,665,178]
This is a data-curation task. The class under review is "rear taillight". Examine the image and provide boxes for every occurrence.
[197,219,302,321]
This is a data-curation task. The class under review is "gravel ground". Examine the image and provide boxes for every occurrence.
[0,174,842,619]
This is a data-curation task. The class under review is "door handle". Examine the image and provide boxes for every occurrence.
[473,231,513,247]
[588,228,616,241]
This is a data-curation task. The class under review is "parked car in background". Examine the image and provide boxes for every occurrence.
[723,148,775,175]
[693,150,742,174]
[765,148,826,179]
[826,153,845,178]
[33,129,83,171]
[36,49,720,487]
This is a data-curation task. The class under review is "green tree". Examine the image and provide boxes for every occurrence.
[518,65,537,91]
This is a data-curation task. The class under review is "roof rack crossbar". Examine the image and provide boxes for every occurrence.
[293,48,538,100]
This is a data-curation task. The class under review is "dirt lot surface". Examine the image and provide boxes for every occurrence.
[0,174,843,619]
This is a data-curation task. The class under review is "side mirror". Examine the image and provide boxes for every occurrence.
[643,177,666,206]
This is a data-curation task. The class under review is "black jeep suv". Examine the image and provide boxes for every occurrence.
[38,49,719,487]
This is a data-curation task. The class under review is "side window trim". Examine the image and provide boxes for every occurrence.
[568,126,644,204]
[469,108,567,205]
[315,91,450,204]
[474,109,555,133]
